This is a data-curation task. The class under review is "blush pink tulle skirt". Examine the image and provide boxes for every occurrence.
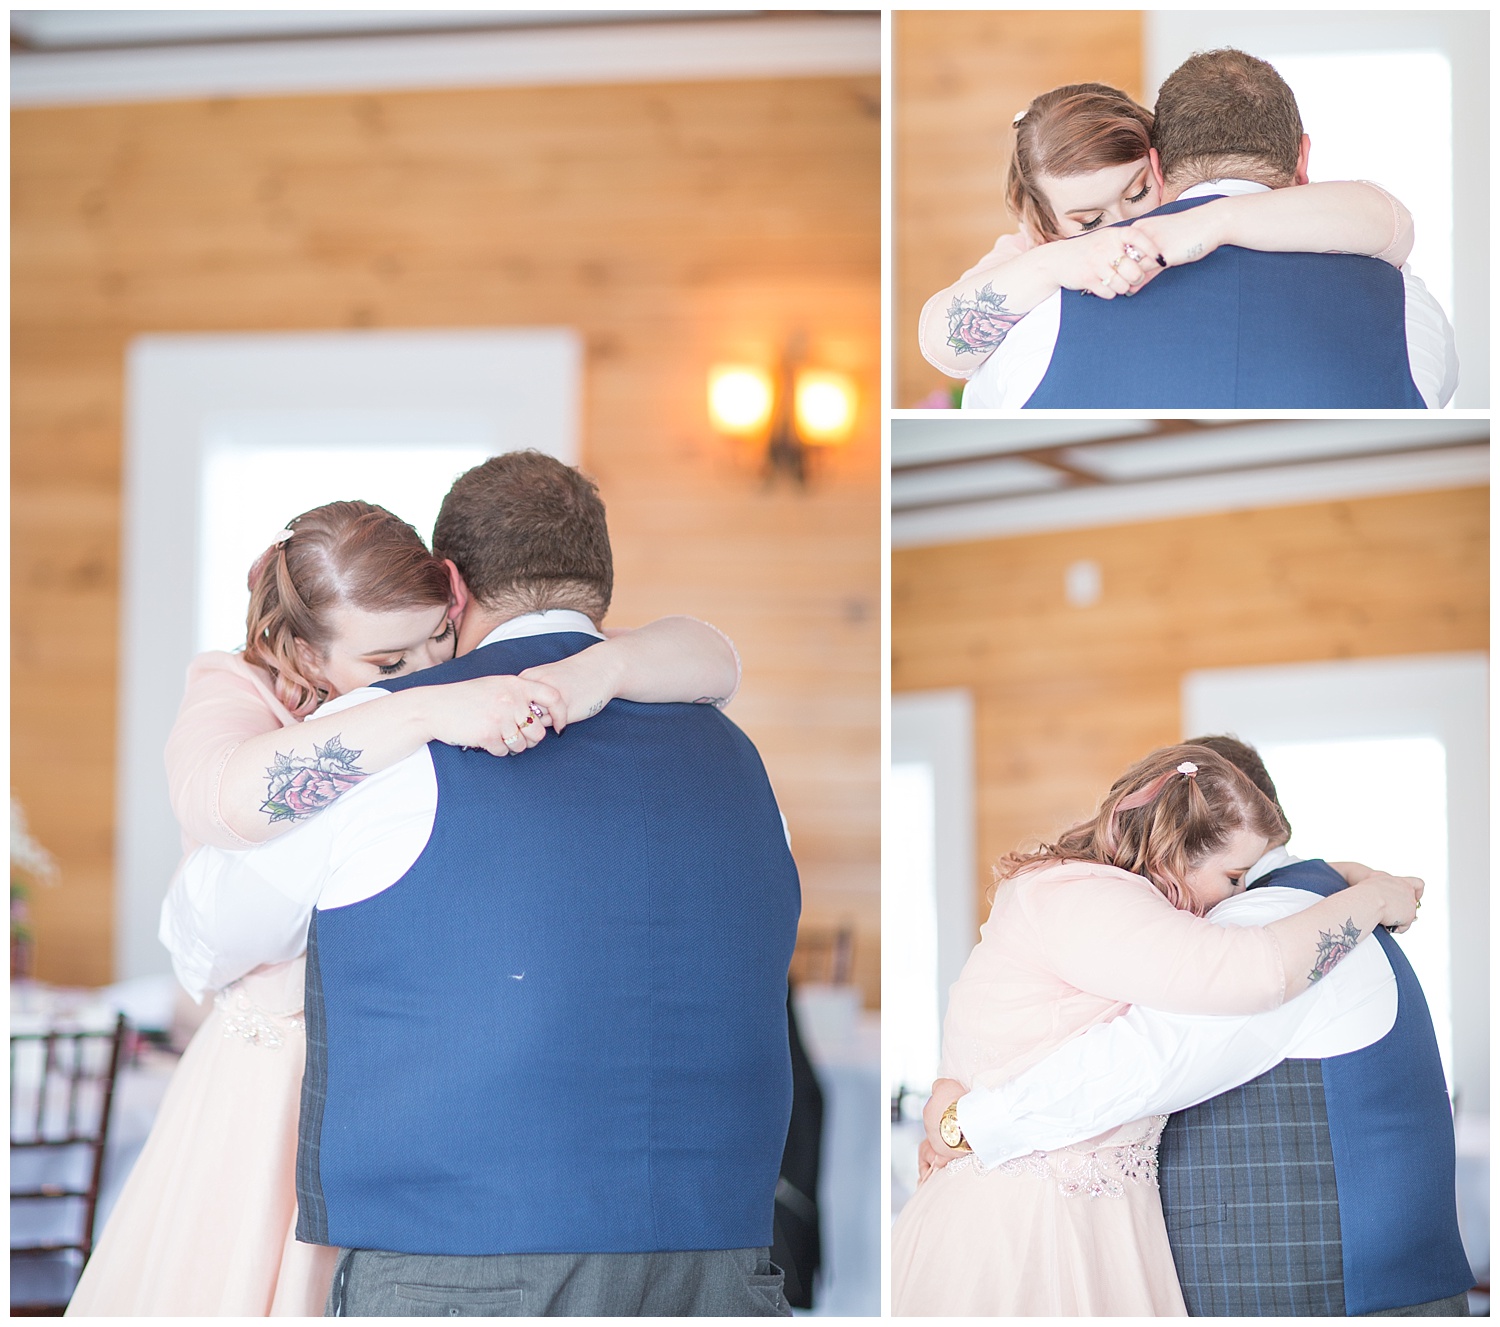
[66,959,337,1316]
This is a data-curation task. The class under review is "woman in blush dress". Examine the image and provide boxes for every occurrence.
[890,745,1421,1316]
[67,500,740,1316]
[917,82,1415,384]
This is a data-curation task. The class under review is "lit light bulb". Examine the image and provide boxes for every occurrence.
[794,370,856,444]
[708,366,774,435]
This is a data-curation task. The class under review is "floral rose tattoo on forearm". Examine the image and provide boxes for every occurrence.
[261,736,368,823]
[1307,918,1363,983]
[946,283,1025,357]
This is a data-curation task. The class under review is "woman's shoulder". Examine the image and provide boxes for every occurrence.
[182,651,295,724]
[1012,858,1150,888]
[1008,859,1163,912]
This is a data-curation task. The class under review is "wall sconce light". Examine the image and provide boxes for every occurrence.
[708,343,857,484]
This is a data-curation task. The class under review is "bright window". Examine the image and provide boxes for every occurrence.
[1258,735,1452,1090]
[198,437,491,654]
[888,761,941,1114]
[1267,50,1454,320]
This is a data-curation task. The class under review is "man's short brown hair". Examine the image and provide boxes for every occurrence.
[433,451,613,623]
[1154,49,1304,193]
[1184,733,1292,842]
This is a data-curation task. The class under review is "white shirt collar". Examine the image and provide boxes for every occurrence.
[1176,178,1273,201]
[1246,842,1303,888]
[477,609,605,649]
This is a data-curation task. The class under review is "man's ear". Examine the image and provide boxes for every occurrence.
[443,558,470,626]
[1294,134,1311,186]
[1148,148,1167,200]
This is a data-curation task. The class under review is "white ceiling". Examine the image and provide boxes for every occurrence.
[892,419,1489,547]
[10,11,879,107]
[9,11,730,49]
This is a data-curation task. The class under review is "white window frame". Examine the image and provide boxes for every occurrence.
[118,328,581,979]
[1183,651,1488,1115]
[889,690,976,1068]
[1145,10,1487,408]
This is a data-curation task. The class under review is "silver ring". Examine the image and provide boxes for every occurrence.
[528,702,548,720]
[1122,242,1146,263]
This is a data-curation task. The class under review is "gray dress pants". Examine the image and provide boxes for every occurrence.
[325,1245,791,1317]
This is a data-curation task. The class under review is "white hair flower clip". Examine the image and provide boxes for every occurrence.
[271,527,294,547]
[1013,109,1028,127]
[1177,761,1199,777]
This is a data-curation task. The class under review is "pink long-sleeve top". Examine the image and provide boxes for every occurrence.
[939,860,1286,1093]
[164,652,297,852]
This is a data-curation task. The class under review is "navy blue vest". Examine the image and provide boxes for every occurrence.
[296,632,801,1256]
[1025,196,1425,408]
[1160,859,1471,1314]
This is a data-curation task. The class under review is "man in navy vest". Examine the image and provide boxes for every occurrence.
[169,452,802,1315]
[963,49,1458,409]
[920,736,1472,1315]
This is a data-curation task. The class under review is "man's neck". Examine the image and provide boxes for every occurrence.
[1163,174,1288,205]
[458,607,603,656]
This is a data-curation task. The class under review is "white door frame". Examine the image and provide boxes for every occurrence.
[118,328,581,979]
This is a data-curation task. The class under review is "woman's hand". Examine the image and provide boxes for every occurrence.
[916,1138,942,1184]
[517,618,738,729]
[1353,871,1424,933]
[518,648,626,734]
[419,675,562,757]
[1046,227,1168,300]
[1116,206,1226,273]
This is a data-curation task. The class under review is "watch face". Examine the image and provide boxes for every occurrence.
[940,1106,962,1149]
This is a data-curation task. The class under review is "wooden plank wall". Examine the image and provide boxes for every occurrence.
[893,487,1489,931]
[13,75,882,1003]
[894,10,1143,407]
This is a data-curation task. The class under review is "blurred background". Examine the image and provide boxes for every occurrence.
[889,421,1488,1308]
[11,10,879,1314]
[894,9,1489,408]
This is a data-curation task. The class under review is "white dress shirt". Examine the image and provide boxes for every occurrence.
[953,856,1399,1168]
[961,179,1459,410]
[160,611,605,1001]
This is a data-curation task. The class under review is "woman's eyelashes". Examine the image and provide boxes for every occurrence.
[1078,182,1151,232]
[376,658,408,676]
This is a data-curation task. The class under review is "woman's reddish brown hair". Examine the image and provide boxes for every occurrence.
[1006,83,1154,242]
[994,744,1288,915]
[243,500,451,717]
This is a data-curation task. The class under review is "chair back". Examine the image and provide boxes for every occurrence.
[10,1013,128,1315]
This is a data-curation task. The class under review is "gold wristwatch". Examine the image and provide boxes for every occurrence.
[939,1099,971,1152]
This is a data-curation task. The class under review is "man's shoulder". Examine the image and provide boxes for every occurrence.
[1254,857,1345,894]
[1207,884,1323,926]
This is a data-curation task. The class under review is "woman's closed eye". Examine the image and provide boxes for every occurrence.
[1078,214,1105,232]
[376,658,408,676]
[1126,180,1151,205]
